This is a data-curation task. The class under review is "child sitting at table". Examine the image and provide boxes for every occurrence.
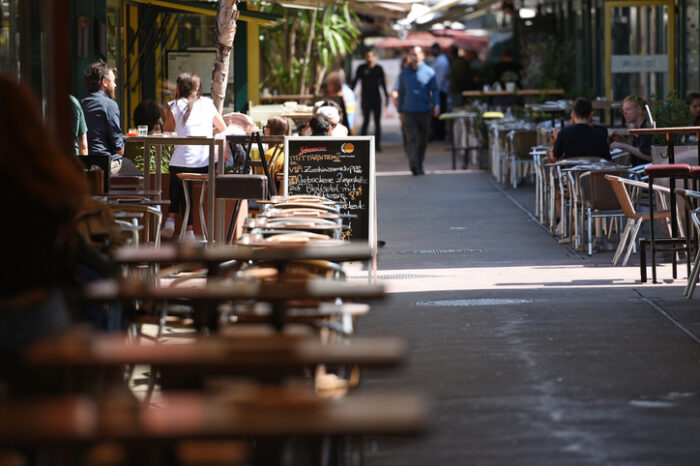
[250,116,288,190]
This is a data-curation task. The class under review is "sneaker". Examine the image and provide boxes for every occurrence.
[161,217,175,239]
[183,229,196,242]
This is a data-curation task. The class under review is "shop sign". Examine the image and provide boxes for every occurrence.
[611,54,668,73]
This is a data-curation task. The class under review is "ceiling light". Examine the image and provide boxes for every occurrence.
[519,8,536,18]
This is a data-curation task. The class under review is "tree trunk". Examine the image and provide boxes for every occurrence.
[298,7,318,95]
[212,0,240,114]
[288,13,297,94]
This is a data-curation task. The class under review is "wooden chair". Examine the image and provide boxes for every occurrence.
[605,175,672,266]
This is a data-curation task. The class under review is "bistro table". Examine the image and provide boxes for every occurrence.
[628,126,700,283]
[84,276,384,331]
[439,111,479,169]
[125,135,225,243]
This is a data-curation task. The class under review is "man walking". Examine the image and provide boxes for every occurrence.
[352,49,389,152]
[397,46,440,175]
[81,61,138,175]
[429,43,449,141]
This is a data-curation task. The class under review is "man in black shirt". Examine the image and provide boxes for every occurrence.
[352,49,388,151]
[550,97,610,161]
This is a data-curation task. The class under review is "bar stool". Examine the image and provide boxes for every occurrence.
[176,173,209,241]
[643,163,691,283]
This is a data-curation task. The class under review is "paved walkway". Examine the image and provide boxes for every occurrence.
[353,125,700,465]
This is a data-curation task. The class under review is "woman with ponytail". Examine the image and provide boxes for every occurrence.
[162,72,227,240]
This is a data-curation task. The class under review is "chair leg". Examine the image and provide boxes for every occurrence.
[684,248,700,298]
[622,219,644,266]
[179,179,191,241]
[198,181,208,241]
[587,209,593,256]
[613,220,634,265]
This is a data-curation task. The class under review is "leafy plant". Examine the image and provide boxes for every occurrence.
[649,91,694,145]
[522,39,574,95]
[256,1,361,95]
[127,144,173,174]
[500,70,519,83]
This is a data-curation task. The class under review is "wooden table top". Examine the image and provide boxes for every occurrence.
[628,126,700,136]
[260,94,315,102]
[0,390,427,443]
[463,89,564,97]
[24,331,406,368]
[83,277,384,302]
[113,242,371,265]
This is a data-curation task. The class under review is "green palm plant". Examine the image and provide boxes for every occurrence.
[257,1,360,96]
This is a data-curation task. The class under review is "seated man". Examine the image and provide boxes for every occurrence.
[81,61,139,175]
[548,97,610,237]
[609,95,651,166]
[549,97,610,162]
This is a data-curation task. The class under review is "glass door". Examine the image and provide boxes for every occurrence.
[605,0,675,100]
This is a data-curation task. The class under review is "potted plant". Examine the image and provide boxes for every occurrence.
[649,92,696,165]
[501,70,519,92]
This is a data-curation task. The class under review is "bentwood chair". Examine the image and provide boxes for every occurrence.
[578,168,628,255]
[674,188,700,298]
[508,130,537,188]
[605,175,672,266]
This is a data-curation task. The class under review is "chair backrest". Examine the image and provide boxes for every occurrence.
[510,130,537,159]
[215,174,269,200]
[580,168,629,211]
[604,175,636,219]
[78,154,111,193]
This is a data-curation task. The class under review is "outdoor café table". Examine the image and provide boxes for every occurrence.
[125,135,225,243]
[113,242,371,271]
[0,391,427,462]
[628,126,700,282]
[592,100,622,126]
[260,94,314,103]
[463,89,565,98]
[24,330,407,377]
[439,111,479,169]
[525,101,569,127]
[83,275,383,330]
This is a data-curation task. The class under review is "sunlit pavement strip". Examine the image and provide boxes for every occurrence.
[349,263,681,293]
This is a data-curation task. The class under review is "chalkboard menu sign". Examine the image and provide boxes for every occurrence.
[284,136,375,244]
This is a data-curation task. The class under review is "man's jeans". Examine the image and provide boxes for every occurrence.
[403,111,431,171]
[110,156,141,176]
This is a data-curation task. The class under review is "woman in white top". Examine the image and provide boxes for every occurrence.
[161,72,226,240]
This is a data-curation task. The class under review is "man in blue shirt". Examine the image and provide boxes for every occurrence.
[397,46,440,175]
[81,61,138,175]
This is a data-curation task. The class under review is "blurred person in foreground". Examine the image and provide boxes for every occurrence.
[0,76,87,357]
[609,95,652,166]
[397,46,440,175]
